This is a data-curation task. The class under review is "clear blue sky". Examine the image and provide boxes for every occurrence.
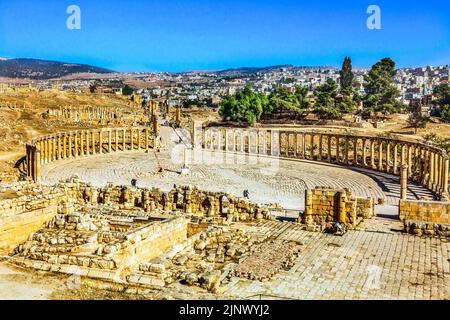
[0,0,449,72]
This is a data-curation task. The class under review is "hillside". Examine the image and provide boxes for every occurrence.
[0,58,113,80]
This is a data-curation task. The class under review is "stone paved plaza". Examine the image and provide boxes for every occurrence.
[222,219,449,300]
[41,148,433,211]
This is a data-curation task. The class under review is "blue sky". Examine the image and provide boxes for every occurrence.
[0,0,449,72]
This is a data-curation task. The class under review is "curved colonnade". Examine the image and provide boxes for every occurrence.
[26,127,155,182]
[194,126,449,201]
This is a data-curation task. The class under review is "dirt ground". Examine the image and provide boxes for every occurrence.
[0,260,146,300]
[0,89,133,182]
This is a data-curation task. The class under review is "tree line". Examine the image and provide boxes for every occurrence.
[219,57,450,126]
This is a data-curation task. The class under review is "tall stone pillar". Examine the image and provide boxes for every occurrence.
[429,152,435,189]
[423,149,429,185]
[267,130,272,156]
[130,128,134,150]
[401,164,408,200]
[338,192,347,224]
[386,143,391,173]
[68,134,72,158]
[301,133,306,159]
[145,128,149,150]
[345,137,350,165]
[378,141,383,171]
[123,129,126,150]
[328,136,332,162]
[108,130,112,153]
[393,144,399,175]
[57,135,61,160]
[370,140,375,169]
[80,131,85,156]
[362,139,367,166]
[34,146,41,183]
[115,129,119,151]
[336,136,340,163]
[92,131,97,155]
[74,132,79,157]
[63,134,67,159]
[318,134,323,161]
[353,138,358,165]
[224,129,229,152]
[442,158,449,200]
[138,128,142,150]
[408,145,413,176]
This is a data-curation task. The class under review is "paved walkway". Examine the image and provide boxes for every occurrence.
[223,219,449,300]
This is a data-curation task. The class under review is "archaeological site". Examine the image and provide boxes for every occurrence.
[0,86,448,301]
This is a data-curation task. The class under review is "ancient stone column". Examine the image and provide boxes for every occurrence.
[34,146,41,182]
[393,144,399,175]
[353,138,358,165]
[137,128,142,150]
[423,149,429,185]
[318,134,323,161]
[386,143,391,173]
[68,134,72,158]
[429,152,435,189]
[328,135,332,162]
[57,135,61,160]
[145,128,149,150]
[344,137,350,165]
[62,134,67,159]
[80,131,85,156]
[370,140,375,169]
[217,129,222,151]
[401,164,408,200]
[301,133,306,159]
[92,131,97,155]
[74,132,79,157]
[335,136,340,163]
[304,190,313,225]
[378,141,383,171]
[442,158,449,200]
[108,129,112,153]
[123,129,127,151]
[52,136,57,161]
[267,130,272,155]
[115,129,119,151]
[408,145,413,176]
[338,192,347,224]
[130,128,134,150]
[362,139,367,167]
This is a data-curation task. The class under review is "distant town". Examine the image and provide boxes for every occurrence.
[1,60,448,114]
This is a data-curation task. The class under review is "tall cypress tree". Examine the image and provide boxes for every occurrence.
[339,56,354,96]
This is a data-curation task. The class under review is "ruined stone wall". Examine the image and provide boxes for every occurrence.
[0,184,67,254]
[58,180,272,222]
[399,200,450,224]
[303,187,371,229]
[129,217,188,266]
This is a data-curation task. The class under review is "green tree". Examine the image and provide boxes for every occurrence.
[434,84,450,122]
[122,85,134,96]
[339,56,354,96]
[363,58,402,116]
[218,86,268,125]
[266,85,309,117]
[407,105,430,134]
[314,78,340,119]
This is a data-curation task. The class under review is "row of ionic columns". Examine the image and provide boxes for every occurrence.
[27,127,153,182]
[200,127,449,200]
